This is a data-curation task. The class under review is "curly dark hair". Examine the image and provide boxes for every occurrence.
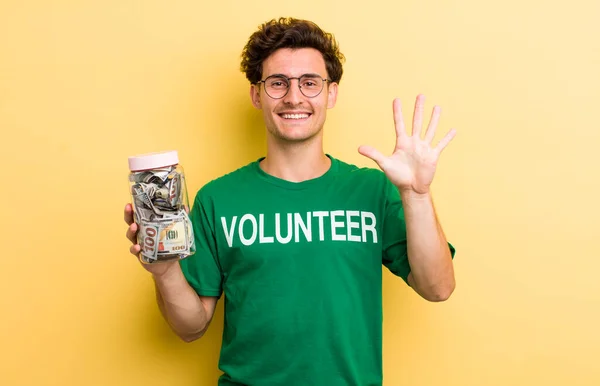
[240,17,345,85]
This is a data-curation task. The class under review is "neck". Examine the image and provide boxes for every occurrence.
[260,134,331,182]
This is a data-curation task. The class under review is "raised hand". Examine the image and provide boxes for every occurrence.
[358,95,456,195]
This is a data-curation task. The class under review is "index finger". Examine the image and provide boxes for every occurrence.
[124,203,134,225]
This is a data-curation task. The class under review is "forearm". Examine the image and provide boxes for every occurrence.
[401,189,455,301]
[153,266,211,341]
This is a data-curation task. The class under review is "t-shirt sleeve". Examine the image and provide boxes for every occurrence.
[380,178,456,286]
[381,179,412,284]
[179,189,223,298]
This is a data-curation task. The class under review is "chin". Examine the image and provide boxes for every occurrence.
[270,127,321,143]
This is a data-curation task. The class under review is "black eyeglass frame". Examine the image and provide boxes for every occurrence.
[254,73,332,99]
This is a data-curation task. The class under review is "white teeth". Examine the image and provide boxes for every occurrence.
[281,113,309,119]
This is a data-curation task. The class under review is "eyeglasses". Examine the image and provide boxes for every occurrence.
[255,74,330,99]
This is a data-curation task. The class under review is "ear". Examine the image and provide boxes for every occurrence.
[250,84,262,109]
[326,82,338,109]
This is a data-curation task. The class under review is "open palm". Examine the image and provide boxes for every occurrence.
[359,95,456,194]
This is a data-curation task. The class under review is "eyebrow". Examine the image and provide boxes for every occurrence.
[266,72,323,79]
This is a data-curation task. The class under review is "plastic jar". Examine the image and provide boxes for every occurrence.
[127,150,195,264]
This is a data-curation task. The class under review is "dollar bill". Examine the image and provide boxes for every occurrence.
[166,172,181,208]
[131,183,153,208]
[139,222,160,263]
[154,187,170,200]
[155,215,190,257]
[153,198,172,211]
[134,207,155,222]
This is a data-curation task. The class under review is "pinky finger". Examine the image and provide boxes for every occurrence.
[435,129,457,154]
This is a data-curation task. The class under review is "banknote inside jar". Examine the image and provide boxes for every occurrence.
[129,166,195,263]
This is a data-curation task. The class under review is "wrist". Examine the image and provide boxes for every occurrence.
[398,187,431,202]
[151,261,183,283]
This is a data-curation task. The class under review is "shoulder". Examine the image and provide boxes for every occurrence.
[193,159,259,202]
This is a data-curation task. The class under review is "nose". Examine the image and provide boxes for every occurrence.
[282,79,303,105]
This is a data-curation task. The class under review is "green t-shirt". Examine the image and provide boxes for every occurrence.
[180,155,455,386]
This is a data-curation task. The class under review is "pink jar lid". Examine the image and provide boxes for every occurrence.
[128,150,179,171]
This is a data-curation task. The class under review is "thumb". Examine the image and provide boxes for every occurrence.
[358,145,386,169]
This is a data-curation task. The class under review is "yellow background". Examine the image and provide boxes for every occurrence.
[1,0,599,385]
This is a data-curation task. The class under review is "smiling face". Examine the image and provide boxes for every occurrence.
[250,48,338,143]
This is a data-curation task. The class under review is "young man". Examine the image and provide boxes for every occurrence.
[124,17,456,386]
